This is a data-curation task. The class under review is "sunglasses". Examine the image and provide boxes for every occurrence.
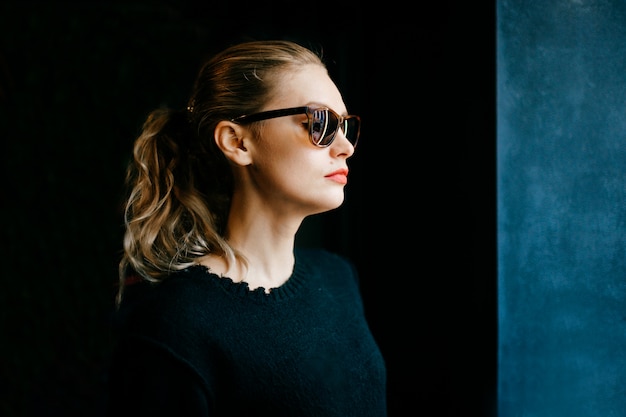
[231,106,360,148]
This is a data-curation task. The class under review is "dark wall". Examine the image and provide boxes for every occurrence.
[498,1,626,415]
[0,2,495,416]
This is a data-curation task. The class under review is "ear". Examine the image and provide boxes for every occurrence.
[214,121,252,166]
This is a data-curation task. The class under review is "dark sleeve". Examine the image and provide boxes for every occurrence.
[106,338,211,416]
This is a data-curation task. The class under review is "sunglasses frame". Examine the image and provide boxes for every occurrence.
[231,106,360,148]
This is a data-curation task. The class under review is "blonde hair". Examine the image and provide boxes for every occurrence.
[116,40,325,305]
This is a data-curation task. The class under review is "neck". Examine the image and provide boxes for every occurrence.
[218,195,305,291]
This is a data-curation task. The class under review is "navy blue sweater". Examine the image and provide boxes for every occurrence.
[107,248,387,416]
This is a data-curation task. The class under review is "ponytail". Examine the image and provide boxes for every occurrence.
[116,108,235,305]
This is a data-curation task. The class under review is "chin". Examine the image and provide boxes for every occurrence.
[304,191,345,215]
[318,197,345,213]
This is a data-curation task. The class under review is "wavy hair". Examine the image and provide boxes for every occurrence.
[117,40,325,305]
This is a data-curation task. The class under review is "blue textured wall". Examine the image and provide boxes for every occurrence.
[498,1,626,415]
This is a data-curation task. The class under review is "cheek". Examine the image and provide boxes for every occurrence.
[251,124,332,195]
[253,144,323,193]
[256,126,317,176]
[264,151,319,185]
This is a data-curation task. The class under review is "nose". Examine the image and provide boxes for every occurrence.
[331,128,355,157]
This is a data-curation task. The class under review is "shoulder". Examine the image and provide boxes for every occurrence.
[294,247,361,289]
[113,267,225,342]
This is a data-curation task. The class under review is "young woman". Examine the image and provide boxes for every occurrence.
[107,39,387,416]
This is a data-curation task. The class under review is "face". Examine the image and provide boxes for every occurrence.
[239,64,356,218]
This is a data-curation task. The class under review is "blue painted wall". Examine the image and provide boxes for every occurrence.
[498,1,626,415]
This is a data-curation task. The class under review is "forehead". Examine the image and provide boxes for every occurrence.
[267,64,347,113]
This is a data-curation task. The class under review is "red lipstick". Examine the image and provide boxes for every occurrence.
[325,168,349,185]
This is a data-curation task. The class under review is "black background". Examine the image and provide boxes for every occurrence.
[0,2,496,416]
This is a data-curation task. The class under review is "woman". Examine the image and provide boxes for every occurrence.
[107,39,387,416]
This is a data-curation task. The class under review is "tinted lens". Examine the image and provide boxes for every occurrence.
[309,108,359,147]
[311,109,337,146]
[342,117,360,146]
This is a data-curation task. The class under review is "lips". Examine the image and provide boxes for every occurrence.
[325,168,349,184]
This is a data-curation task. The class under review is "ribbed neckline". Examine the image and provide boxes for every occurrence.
[181,251,315,303]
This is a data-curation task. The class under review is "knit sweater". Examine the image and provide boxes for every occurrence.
[106,248,387,416]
